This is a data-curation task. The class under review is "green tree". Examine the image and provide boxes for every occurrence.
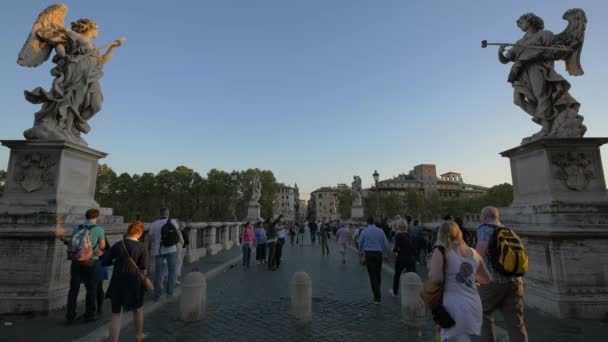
[335,189,353,220]
[93,164,279,222]
[259,170,278,219]
[484,183,514,207]
[95,164,118,209]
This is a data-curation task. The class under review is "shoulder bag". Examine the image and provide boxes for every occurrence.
[121,239,154,292]
[420,246,455,328]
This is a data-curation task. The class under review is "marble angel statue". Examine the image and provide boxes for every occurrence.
[17,3,125,146]
[250,174,262,206]
[351,176,362,207]
[483,9,587,144]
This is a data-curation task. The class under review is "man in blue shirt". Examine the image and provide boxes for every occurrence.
[66,208,106,324]
[358,216,390,304]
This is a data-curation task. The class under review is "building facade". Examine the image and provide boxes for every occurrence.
[373,164,488,199]
[297,199,307,222]
[274,183,300,221]
[308,186,339,222]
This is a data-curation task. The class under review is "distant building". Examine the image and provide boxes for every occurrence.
[298,199,307,222]
[308,186,340,221]
[373,164,488,199]
[274,183,299,221]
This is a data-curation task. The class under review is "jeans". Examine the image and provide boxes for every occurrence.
[96,281,104,313]
[267,241,277,270]
[276,238,285,267]
[296,232,304,244]
[321,238,329,255]
[66,260,99,321]
[478,282,528,342]
[364,251,383,301]
[310,231,317,244]
[256,243,266,261]
[154,252,177,299]
[393,258,415,295]
[242,243,252,267]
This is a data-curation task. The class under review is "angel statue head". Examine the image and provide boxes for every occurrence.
[17,4,124,146]
[70,18,99,39]
[516,13,544,32]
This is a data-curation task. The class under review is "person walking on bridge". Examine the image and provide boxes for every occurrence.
[390,217,416,297]
[320,217,331,256]
[335,223,351,264]
[254,222,267,265]
[309,220,318,244]
[296,221,306,245]
[266,215,283,271]
[241,222,255,268]
[358,216,390,304]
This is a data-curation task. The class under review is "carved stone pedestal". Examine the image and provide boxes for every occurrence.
[0,140,125,314]
[500,138,608,319]
[0,140,106,214]
[246,204,262,221]
[351,205,364,220]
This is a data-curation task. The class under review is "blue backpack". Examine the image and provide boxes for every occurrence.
[68,225,96,262]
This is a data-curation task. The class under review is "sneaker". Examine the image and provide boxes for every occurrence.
[135,332,149,342]
[388,288,397,297]
[176,280,182,285]
[373,300,381,305]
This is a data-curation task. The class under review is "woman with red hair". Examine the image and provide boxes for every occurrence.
[103,221,149,342]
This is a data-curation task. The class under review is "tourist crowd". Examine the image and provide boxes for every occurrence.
[61,207,188,342]
[61,205,528,342]
[352,207,528,342]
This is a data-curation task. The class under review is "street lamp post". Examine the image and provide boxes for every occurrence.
[373,170,380,220]
[230,170,237,222]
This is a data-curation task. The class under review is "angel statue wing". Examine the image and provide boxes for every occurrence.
[556,8,587,76]
[17,3,68,67]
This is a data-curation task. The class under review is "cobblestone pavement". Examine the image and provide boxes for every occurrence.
[125,239,608,342]
[124,241,436,341]
[0,247,242,342]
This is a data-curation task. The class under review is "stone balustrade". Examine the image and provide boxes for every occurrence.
[180,222,242,264]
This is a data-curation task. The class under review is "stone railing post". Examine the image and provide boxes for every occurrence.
[179,272,206,321]
[290,272,312,323]
[232,224,241,246]
[222,225,229,249]
[400,272,425,336]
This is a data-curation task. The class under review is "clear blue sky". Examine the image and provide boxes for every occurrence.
[1,1,607,197]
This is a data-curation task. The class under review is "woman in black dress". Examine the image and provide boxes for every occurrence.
[103,221,148,342]
[390,217,416,297]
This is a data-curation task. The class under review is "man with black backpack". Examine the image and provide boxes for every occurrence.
[475,206,529,342]
[65,208,106,324]
[150,207,183,301]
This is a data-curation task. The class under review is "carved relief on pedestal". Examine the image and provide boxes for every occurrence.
[551,152,595,191]
[13,152,57,192]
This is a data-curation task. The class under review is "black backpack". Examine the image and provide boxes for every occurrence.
[160,218,179,247]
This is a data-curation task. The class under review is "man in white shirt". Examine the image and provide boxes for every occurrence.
[150,207,183,301]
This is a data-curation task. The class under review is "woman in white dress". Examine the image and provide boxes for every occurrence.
[428,221,492,342]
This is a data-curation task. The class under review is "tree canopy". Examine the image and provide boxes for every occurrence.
[95,164,277,222]
[362,184,514,222]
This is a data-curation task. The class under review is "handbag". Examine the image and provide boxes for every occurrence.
[121,239,154,292]
[421,246,455,329]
